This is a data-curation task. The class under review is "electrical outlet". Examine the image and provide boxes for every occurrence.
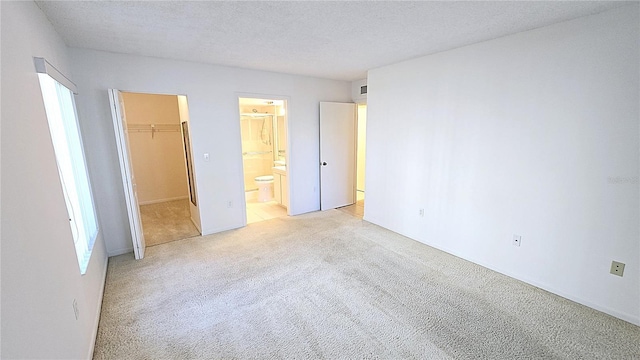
[72,299,79,320]
[513,234,522,247]
[419,208,424,217]
[610,261,625,277]
[227,201,233,208]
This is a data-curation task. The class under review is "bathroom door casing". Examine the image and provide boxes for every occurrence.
[109,89,146,259]
[319,102,357,210]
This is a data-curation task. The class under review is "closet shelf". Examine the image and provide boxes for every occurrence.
[127,123,181,139]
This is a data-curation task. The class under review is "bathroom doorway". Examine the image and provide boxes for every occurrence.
[116,91,201,247]
[238,97,289,224]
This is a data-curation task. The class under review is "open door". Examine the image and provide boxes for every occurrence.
[320,102,357,210]
[109,89,146,259]
[177,95,202,231]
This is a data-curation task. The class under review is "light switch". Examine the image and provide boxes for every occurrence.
[203,153,210,161]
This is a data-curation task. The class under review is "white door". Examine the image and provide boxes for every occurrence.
[320,102,357,210]
[109,89,146,259]
[177,95,202,232]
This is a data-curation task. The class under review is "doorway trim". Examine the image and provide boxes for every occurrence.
[109,89,146,259]
[319,101,357,210]
[109,89,202,257]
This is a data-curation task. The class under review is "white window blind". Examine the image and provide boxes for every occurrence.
[37,61,98,274]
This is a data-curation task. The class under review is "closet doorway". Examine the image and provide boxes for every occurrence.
[115,91,201,248]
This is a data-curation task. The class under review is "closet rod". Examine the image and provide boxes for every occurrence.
[242,150,272,156]
[127,129,180,132]
[127,124,181,139]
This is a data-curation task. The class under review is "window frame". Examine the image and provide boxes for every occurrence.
[35,57,98,275]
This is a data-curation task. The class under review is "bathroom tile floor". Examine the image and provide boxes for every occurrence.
[246,200,288,224]
[337,199,364,219]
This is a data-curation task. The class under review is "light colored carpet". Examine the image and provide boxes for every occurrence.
[94,210,640,359]
[140,199,200,246]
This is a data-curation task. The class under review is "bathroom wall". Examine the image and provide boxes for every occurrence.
[365,5,639,324]
[121,92,189,204]
[276,110,287,162]
[240,104,276,191]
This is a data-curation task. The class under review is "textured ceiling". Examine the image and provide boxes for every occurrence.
[35,1,630,81]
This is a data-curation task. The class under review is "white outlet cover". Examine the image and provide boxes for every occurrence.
[610,261,625,277]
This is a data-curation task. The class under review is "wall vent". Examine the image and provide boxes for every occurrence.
[360,85,367,95]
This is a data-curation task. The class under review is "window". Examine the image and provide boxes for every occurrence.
[36,58,98,274]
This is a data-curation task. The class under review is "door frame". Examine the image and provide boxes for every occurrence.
[319,101,357,210]
[109,89,146,259]
[176,95,202,232]
[355,103,367,203]
[109,89,201,257]
[235,93,292,224]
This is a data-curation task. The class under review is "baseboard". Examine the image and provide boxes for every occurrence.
[426,240,640,326]
[289,205,320,217]
[87,255,108,359]
[107,247,133,257]
[464,255,640,326]
[138,196,188,206]
[364,216,640,326]
[201,223,244,236]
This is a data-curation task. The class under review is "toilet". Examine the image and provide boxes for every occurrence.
[254,175,274,202]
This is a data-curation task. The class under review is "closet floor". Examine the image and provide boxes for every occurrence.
[140,199,200,247]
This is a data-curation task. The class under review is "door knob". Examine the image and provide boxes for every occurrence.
[321,162,327,166]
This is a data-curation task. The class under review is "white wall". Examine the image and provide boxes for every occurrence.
[351,78,367,104]
[1,2,108,358]
[365,5,639,324]
[69,49,352,255]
